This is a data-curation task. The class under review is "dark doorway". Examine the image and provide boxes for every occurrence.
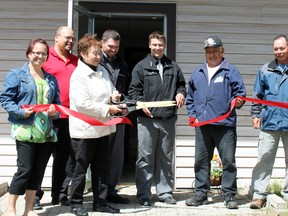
[75,2,176,182]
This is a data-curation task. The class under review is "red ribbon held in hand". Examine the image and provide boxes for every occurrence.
[189,96,288,127]
[21,104,132,126]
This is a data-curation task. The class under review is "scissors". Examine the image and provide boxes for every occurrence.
[112,94,177,116]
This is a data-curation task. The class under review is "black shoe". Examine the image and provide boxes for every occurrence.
[51,198,59,205]
[139,198,151,207]
[107,194,130,204]
[71,207,88,216]
[162,196,177,205]
[60,197,71,206]
[93,203,120,213]
[33,200,43,210]
[185,194,208,207]
[224,194,238,209]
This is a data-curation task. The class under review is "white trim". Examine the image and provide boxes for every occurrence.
[67,0,75,28]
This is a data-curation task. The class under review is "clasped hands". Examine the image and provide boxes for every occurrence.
[24,104,58,118]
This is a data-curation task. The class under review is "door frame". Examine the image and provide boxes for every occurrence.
[69,1,176,61]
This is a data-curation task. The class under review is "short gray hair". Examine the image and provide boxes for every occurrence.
[102,29,121,41]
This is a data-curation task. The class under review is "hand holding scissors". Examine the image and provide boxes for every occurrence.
[112,94,177,117]
[109,91,123,115]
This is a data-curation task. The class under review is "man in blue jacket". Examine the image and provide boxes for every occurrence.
[185,36,246,209]
[250,35,288,209]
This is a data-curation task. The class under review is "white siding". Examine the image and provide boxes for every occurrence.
[0,0,288,189]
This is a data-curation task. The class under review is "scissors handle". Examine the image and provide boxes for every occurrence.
[111,106,133,117]
[117,104,133,116]
[111,93,126,105]
[111,93,136,117]
[112,93,137,106]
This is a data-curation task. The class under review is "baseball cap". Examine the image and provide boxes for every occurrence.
[204,36,223,49]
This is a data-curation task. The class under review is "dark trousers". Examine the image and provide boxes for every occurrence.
[51,118,74,200]
[194,125,237,196]
[9,140,53,195]
[35,118,74,202]
[70,136,109,208]
[108,124,125,195]
[59,154,75,199]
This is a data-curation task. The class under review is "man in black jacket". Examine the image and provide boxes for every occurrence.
[100,29,130,204]
[128,31,186,206]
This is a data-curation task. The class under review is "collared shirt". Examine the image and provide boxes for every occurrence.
[42,46,78,118]
[277,64,288,74]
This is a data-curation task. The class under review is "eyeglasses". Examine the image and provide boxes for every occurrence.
[59,35,76,42]
[32,51,48,57]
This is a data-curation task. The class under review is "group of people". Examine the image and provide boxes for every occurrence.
[0,24,288,216]
[0,27,128,216]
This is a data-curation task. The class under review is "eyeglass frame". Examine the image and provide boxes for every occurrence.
[31,51,48,57]
[58,34,76,42]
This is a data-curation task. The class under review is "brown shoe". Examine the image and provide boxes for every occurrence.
[250,199,266,209]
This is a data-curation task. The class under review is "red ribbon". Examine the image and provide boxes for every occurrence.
[21,104,132,126]
[189,96,288,127]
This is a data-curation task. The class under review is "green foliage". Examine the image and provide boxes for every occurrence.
[267,180,283,197]
[211,154,222,178]
[211,167,222,178]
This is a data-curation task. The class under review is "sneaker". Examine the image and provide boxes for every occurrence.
[224,194,238,209]
[33,200,43,210]
[250,198,266,209]
[185,194,208,207]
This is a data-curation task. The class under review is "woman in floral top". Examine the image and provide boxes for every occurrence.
[0,38,61,216]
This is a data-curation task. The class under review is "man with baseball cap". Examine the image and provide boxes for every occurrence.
[185,36,246,209]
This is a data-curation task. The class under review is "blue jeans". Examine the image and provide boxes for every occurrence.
[194,125,237,196]
[251,130,288,200]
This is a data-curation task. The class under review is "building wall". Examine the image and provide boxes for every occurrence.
[0,0,287,189]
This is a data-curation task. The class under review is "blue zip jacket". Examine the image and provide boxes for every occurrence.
[0,62,61,125]
[186,58,246,127]
[251,59,288,131]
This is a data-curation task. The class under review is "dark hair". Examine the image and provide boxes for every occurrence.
[273,35,288,43]
[149,31,166,44]
[101,29,121,41]
[77,34,101,59]
[26,38,49,58]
